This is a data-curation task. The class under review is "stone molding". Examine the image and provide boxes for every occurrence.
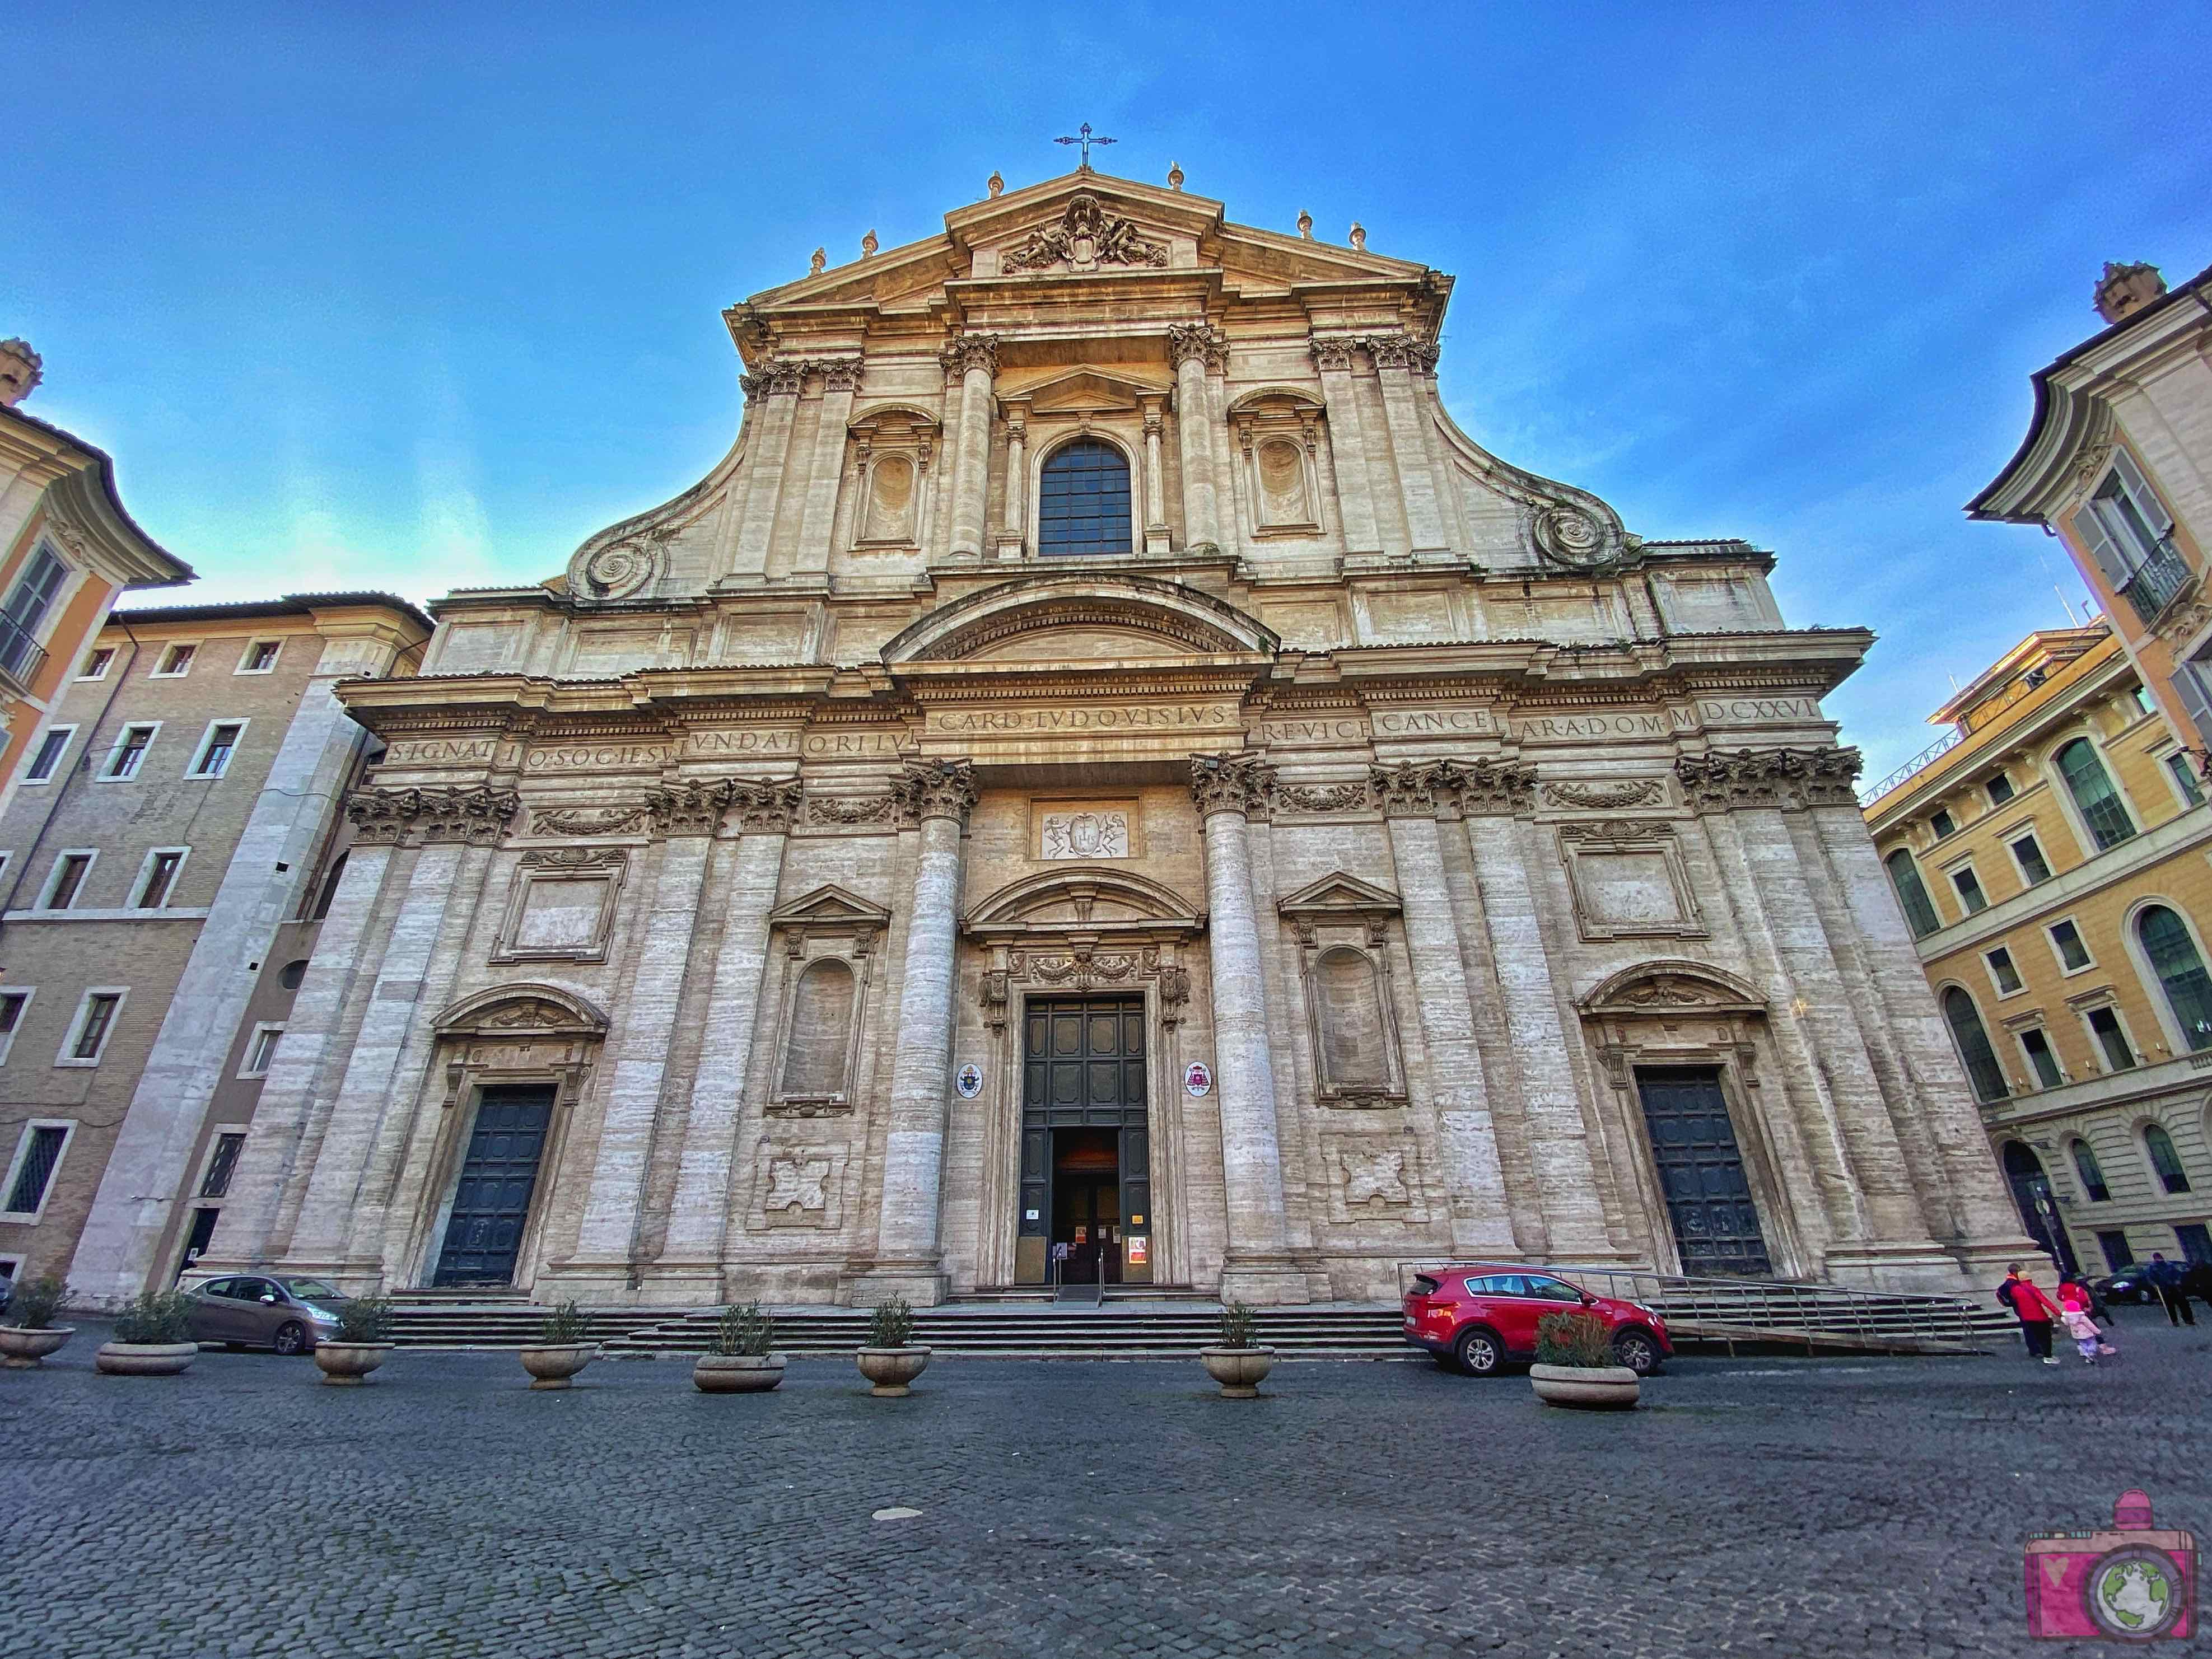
[1676,746,1863,812]
[493,847,627,964]
[895,758,978,826]
[346,785,520,847]
[1001,193,1167,273]
[939,333,1001,382]
[1189,753,1276,819]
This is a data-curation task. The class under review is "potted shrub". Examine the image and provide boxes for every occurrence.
[1200,1301,1275,1399]
[0,1275,76,1367]
[694,1302,786,1393]
[96,1289,200,1376]
[854,1295,930,1396]
[1529,1311,1641,1410]
[518,1300,596,1390]
[312,1295,395,1386]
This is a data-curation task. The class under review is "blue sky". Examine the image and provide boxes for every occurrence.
[12,5,2205,777]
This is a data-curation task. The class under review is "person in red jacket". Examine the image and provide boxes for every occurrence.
[1999,1263,2062,1364]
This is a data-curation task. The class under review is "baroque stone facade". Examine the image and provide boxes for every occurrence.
[196,167,2033,1305]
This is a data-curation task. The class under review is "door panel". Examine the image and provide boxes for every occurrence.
[1020,997,1147,1283]
[1635,1067,1772,1277]
[433,1085,557,1287]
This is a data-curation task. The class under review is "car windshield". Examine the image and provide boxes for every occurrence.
[281,1278,347,1302]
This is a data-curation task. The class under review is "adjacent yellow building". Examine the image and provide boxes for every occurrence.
[1864,620,2212,1279]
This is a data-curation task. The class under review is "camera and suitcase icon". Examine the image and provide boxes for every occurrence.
[2026,1490,2196,1641]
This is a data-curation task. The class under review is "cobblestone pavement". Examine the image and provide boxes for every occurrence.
[5,1317,2209,1657]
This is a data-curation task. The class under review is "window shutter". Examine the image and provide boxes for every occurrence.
[2074,507,2134,588]
[2176,662,2212,746]
[2111,446,2176,539]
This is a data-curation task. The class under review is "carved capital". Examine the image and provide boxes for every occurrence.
[644,778,737,838]
[1360,331,1434,372]
[1676,747,1863,812]
[895,758,978,826]
[1189,753,1276,819]
[1453,758,1538,817]
[347,785,520,847]
[939,333,1000,381]
[810,354,865,393]
[1168,322,1229,371]
[743,357,807,400]
[1309,335,1358,373]
[1369,761,1453,817]
[730,778,804,833]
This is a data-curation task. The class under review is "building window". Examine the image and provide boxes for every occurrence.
[0,989,30,1064]
[1884,849,1941,937]
[2054,738,2136,851]
[237,640,282,674]
[62,992,123,1065]
[1930,809,1957,839]
[2020,1028,2063,1089]
[43,852,94,910]
[1985,946,2023,996]
[2128,685,2155,719]
[2011,834,2052,885]
[2097,1230,2135,1273]
[77,646,114,681]
[151,642,196,677]
[2049,918,2093,973]
[1951,866,1988,915]
[1,1121,72,1219]
[2166,753,2205,809]
[1986,773,2015,806]
[2070,1139,2110,1202]
[278,958,310,991]
[22,727,74,783]
[2138,904,2212,1052]
[778,959,856,1099]
[2144,1123,2191,1195]
[1942,987,2009,1102]
[2079,450,2186,625]
[0,546,68,680]
[239,1024,283,1079]
[189,721,245,778]
[103,724,158,780]
[2177,1223,2212,1265]
[135,850,184,909]
[1037,440,1132,558]
[199,1131,248,1198]
[2087,1007,2136,1072]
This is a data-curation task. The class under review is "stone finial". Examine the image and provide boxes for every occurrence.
[1296,209,1313,240]
[809,247,826,275]
[2094,260,2166,324]
[861,228,879,257]
[0,338,43,407]
[1348,222,1367,251]
[1167,161,1184,191]
[987,170,1004,198]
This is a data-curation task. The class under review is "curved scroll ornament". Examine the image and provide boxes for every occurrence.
[569,526,672,601]
[1532,504,1611,569]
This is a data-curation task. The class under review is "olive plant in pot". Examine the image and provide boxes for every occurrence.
[694,1302,785,1393]
[518,1300,596,1390]
[312,1295,395,1386]
[854,1295,930,1396]
[1529,1311,1640,1410]
[1200,1301,1275,1398]
[0,1275,76,1367]
[96,1289,200,1376]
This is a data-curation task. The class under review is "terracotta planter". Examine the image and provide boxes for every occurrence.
[855,1345,931,1396]
[0,1325,75,1367]
[313,1341,394,1386]
[519,1343,596,1390]
[1201,1345,1276,1399]
[1529,1362,1640,1410]
[95,1340,198,1377]
[693,1353,787,1393]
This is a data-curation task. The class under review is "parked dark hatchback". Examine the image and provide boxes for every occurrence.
[1404,1264,1672,1376]
[184,1274,352,1354]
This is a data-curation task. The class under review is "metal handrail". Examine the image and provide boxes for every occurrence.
[1859,727,1964,806]
[0,613,49,690]
[2118,539,2194,627]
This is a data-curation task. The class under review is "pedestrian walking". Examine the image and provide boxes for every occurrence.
[2145,1252,2197,1326]
[2000,1263,2062,1364]
[2059,1280,2118,1365]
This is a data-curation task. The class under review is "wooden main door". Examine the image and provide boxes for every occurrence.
[433,1085,556,1287]
[1634,1066,1772,1277]
[1019,997,1151,1284]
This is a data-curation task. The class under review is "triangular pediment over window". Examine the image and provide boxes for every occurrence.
[767,885,893,934]
[1277,872,1404,922]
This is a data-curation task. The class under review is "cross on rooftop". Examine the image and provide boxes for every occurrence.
[1054,123,1116,170]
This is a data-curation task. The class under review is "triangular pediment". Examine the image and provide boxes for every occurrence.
[767,884,893,933]
[1277,871,1404,920]
[1010,366,1168,414]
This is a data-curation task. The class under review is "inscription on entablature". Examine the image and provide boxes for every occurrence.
[1257,716,1370,745]
[926,703,1235,736]
[1513,711,1697,743]
[1697,696,1823,725]
[688,728,801,758]
[384,737,500,767]
[522,742,681,774]
[1371,707,1503,739]
[802,730,908,759]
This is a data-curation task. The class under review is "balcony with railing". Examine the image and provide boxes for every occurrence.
[2118,537,2195,627]
[0,613,50,697]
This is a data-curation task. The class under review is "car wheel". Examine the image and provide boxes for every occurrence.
[1612,1328,1662,1376]
[1454,1326,1504,1377]
[272,1321,307,1357]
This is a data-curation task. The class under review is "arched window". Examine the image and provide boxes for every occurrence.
[2055,738,2136,850]
[2144,1123,2192,1194]
[1037,440,1132,557]
[1884,849,1941,938]
[2138,904,2212,1052]
[1942,986,2009,1102]
[2070,1138,2110,1202]
[780,959,856,1099]
[1315,947,1389,1091]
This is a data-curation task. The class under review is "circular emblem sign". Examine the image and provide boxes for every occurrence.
[955,1063,983,1099]
[1184,1061,1213,1098]
[2085,1547,2185,1639]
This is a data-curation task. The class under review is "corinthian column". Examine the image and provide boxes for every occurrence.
[1169,323,1223,549]
[941,335,998,559]
[1190,754,1306,1304]
[863,759,978,1305]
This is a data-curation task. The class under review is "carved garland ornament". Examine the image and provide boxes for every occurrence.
[530,805,651,837]
[1675,747,1864,812]
[1001,193,1168,273]
[346,786,521,847]
[1276,782,1373,815]
[1542,778,1667,811]
[808,795,897,827]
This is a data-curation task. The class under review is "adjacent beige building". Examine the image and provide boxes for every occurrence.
[196,167,2034,1308]
[0,593,430,1299]
[1865,620,2212,1279]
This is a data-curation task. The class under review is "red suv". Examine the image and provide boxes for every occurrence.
[1403,1264,1671,1377]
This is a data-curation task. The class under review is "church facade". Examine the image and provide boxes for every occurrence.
[200,168,2033,1306]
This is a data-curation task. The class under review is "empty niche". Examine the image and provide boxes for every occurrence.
[780,959,856,1099]
[864,456,916,541]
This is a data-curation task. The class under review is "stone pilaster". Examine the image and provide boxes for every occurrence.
[1169,324,1223,549]
[857,759,977,1305]
[1191,754,1306,1303]
[941,335,997,559]
[1141,400,1170,552]
[1364,333,1449,553]
[728,358,805,572]
[1309,336,1382,555]
[793,356,862,577]
[997,401,1028,558]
